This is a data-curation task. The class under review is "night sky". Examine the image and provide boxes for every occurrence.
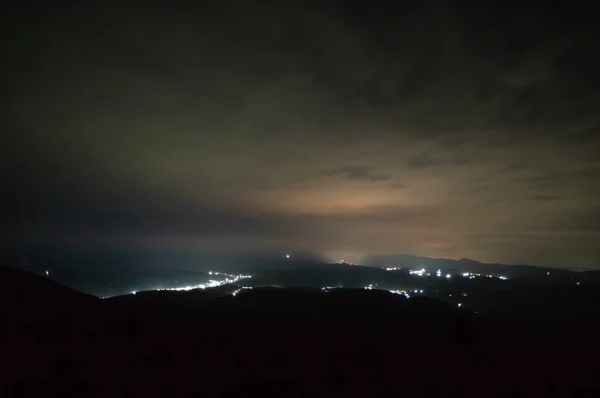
[4,1,600,269]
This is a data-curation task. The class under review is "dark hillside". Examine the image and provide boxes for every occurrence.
[1,267,599,397]
[0,266,97,321]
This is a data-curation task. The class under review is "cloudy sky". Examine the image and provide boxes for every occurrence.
[4,1,600,269]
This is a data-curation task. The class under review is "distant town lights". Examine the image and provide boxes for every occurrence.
[154,272,252,293]
[409,268,427,276]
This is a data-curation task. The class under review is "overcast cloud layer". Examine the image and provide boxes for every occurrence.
[4,1,600,268]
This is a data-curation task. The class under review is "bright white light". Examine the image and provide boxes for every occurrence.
[160,272,252,293]
[458,303,462,307]
[132,291,136,295]
[45,270,50,276]
[420,290,423,293]
[409,269,425,276]
[286,254,290,258]
[462,272,470,277]
[499,276,507,280]
[446,274,451,279]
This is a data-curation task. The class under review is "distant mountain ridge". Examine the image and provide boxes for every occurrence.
[360,254,575,278]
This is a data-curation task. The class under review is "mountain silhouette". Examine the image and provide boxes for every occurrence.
[2,263,599,396]
[0,265,97,321]
[361,254,566,278]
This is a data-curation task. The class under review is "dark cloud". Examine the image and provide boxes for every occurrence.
[332,165,392,182]
[4,0,600,269]
[531,194,564,201]
[406,155,439,170]
[389,183,408,190]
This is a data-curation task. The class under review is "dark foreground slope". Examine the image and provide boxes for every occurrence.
[1,266,599,397]
[0,266,98,321]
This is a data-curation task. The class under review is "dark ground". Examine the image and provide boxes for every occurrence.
[1,266,599,397]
